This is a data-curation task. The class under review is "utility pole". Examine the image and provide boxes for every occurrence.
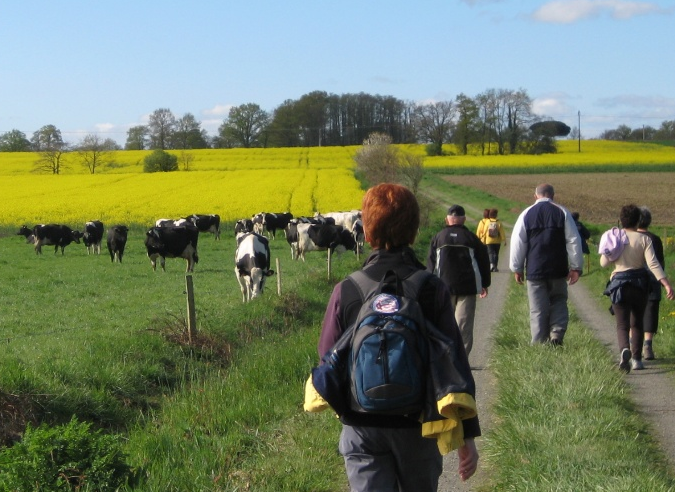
[578,111,581,152]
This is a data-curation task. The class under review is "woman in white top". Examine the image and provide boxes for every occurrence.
[600,204,674,373]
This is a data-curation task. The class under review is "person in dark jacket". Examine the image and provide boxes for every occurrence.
[572,212,591,255]
[427,204,491,356]
[317,183,480,492]
[637,206,666,361]
[509,184,584,345]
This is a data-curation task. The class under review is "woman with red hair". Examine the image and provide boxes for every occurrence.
[316,183,480,491]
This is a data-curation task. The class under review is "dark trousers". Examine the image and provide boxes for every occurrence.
[612,284,648,360]
[644,299,661,334]
[487,244,501,268]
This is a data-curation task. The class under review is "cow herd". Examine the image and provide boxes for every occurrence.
[16,210,364,303]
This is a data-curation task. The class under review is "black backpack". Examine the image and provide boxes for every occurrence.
[343,269,431,415]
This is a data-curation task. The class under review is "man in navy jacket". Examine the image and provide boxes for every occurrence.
[509,184,584,345]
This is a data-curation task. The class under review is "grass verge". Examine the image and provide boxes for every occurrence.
[477,280,675,491]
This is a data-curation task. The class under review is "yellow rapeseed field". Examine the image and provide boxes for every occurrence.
[1,141,673,228]
[0,147,365,228]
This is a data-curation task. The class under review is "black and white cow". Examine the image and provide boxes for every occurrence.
[295,223,357,262]
[144,225,199,272]
[234,218,254,235]
[155,218,189,228]
[32,224,82,255]
[185,214,221,240]
[234,232,275,302]
[107,225,129,263]
[314,211,359,233]
[82,220,105,255]
[17,225,36,244]
[252,212,294,239]
[351,219,365,254]
[283,217,334,259]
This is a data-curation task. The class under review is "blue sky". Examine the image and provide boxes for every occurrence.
[1,0,672,145]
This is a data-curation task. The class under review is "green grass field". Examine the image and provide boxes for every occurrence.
[3,141,675,490]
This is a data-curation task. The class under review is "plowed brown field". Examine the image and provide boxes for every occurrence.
[443,172,675,226]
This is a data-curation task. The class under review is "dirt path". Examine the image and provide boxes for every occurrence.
[437,214,675,491]
[437,242,508,492]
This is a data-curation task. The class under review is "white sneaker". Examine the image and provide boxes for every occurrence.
[630,358,644,371]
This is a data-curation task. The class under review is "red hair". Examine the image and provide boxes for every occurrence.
[361,183,419,250]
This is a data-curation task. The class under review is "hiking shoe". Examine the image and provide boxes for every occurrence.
[643,344,655,360]
[631,358,644,371]
[549,338,563,347]
[619,348,631,373]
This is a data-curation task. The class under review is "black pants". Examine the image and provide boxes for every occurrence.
[487,244,501,268]
[612,284,647,361]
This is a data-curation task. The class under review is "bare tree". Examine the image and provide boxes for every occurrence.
[398,152,425,195]
[76,134,113,174]
[353,133,400,186]
[413,101,455,155]
[178,149,195,171]
[34,144,69,174]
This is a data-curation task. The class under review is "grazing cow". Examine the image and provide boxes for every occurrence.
[284,220,301,260]
[295,223,357,261]
[32,224,82,255]
[234,232,275,302]
[155,218,189,228]
[252,212,294,239]
[351,219,365,254]
[82,220,105,255]
[144,225,199,272]
[314,211,359,233]
[234,218,254,235]
[107,225,129,263]
[17,225,36,244]
[185,214,221,240]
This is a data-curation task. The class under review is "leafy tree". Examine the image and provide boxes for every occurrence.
[143,149,178,173]
[0,129,31,151]
[453,93,480,155]
[76,134,114,174]
[654,120,675,140]
[173,113,209,149]
[148,108,176,150]
[31,124,63,151]
[218,103,269,148]
[600,124,632,141]
[628,125,656,141]
[529,120,571,138]
[413,101,455,156]
[267,99,302,147]
[125,125,149,150]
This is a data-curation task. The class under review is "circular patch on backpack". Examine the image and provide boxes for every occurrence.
[371,293,400,314]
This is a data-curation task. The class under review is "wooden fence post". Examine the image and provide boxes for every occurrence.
[185,274,196,344]
[276,257,281,297]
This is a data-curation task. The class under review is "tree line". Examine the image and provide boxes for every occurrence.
[3,88,674,164]
[599,121,675,142]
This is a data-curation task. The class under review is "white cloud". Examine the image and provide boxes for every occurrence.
[531,0,670,24]
[203,104,232,117]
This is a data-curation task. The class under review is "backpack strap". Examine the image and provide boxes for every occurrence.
[349,269,433,303]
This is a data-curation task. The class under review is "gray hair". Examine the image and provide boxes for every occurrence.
[638,206,652,229]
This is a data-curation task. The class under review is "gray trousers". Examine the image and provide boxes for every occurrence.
[339,424,443,492]
[451,294,477,356]
[526,277,569,343]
